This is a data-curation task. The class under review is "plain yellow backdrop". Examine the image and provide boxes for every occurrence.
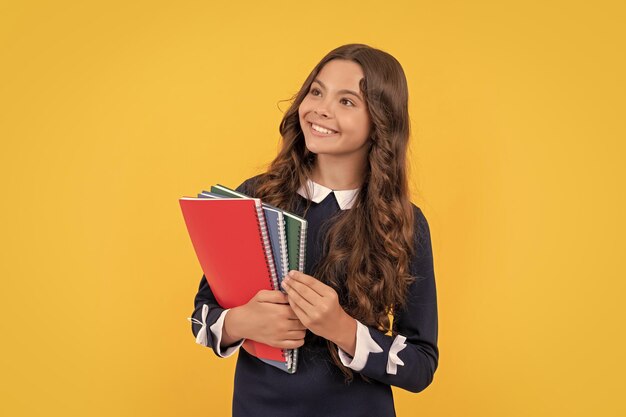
[1,1,624,416]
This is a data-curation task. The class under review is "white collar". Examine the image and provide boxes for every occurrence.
[296,178,360,210]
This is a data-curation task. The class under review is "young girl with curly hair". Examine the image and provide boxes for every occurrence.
[189,43,439,417]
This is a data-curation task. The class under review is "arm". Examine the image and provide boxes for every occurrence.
[186,177,257,356]
[337,207,439,393]
[188,175,303,355]
[188,275,246,357]
[191,275,306,352]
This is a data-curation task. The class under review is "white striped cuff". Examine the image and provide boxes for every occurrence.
[337,320,383,372]
[187,305,245,358]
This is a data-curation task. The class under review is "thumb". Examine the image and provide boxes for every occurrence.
[256,289,289,304]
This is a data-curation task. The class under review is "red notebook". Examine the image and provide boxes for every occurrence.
[180,197,284,362]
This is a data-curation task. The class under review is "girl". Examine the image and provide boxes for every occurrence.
[189,43,438,417]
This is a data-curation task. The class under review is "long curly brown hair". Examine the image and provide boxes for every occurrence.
[252,43,416,383]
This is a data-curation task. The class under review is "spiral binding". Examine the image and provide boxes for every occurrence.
[254,201,279,291]
[290,220,308,373]
[290,347,298,374]
[276,214,293,371]
[277,215,289,280]
[298,223,308,272]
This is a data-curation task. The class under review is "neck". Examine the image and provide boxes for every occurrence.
[310,152,367,190]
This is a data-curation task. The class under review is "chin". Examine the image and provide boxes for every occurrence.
[303,140,321,155]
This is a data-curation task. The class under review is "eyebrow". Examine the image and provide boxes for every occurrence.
[312,78,363,102]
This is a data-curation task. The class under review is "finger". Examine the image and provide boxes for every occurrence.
[282,279,315,311]
[286,290,313,321]
[282,277,323,305]
[287,270,327,297]
[277,339,305,349]
[256,289,289,304]
[280,327,306,339]
[286,319,307,331]
[277,304,300,320]
[286,329,306,339]
[268,339,303,349]
[291,324,307,333]
[285,310,301,321]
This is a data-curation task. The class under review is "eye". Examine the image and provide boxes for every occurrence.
[310,87,321,96]
[340,98,355,107]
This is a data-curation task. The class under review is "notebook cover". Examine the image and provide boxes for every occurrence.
[179,197,284,362]
[281,211,307,373]
[202,190,289,287]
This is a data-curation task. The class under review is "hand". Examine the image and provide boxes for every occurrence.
[281,270,357,354]
[225,289,306,350]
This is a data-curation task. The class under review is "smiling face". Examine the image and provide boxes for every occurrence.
[298,59,372,161]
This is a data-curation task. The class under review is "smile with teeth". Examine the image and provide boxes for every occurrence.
[310,122,338,135]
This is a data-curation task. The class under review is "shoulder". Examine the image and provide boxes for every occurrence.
[410,203,430,235]
[404,203,436,291]
[234,173,266,197]
[409,203,433,254]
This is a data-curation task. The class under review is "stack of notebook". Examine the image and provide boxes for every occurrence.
[180,184,308,374]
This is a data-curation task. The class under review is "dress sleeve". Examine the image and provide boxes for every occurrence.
[188,276,245,357]
[336,206,439,393]
[233,175,261,197]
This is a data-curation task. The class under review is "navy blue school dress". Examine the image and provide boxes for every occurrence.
[189,175,439,417]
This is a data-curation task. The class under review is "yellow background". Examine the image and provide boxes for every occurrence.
[1,1,624,416]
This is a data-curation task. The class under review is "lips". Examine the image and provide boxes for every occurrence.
[308,122,339,135]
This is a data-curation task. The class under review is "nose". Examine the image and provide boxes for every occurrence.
[314,97,332,118]
[315,107,329,118]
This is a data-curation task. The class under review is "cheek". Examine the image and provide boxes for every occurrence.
[298,97,313,116]
[346,113,371,140]
[298,108,308,128]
